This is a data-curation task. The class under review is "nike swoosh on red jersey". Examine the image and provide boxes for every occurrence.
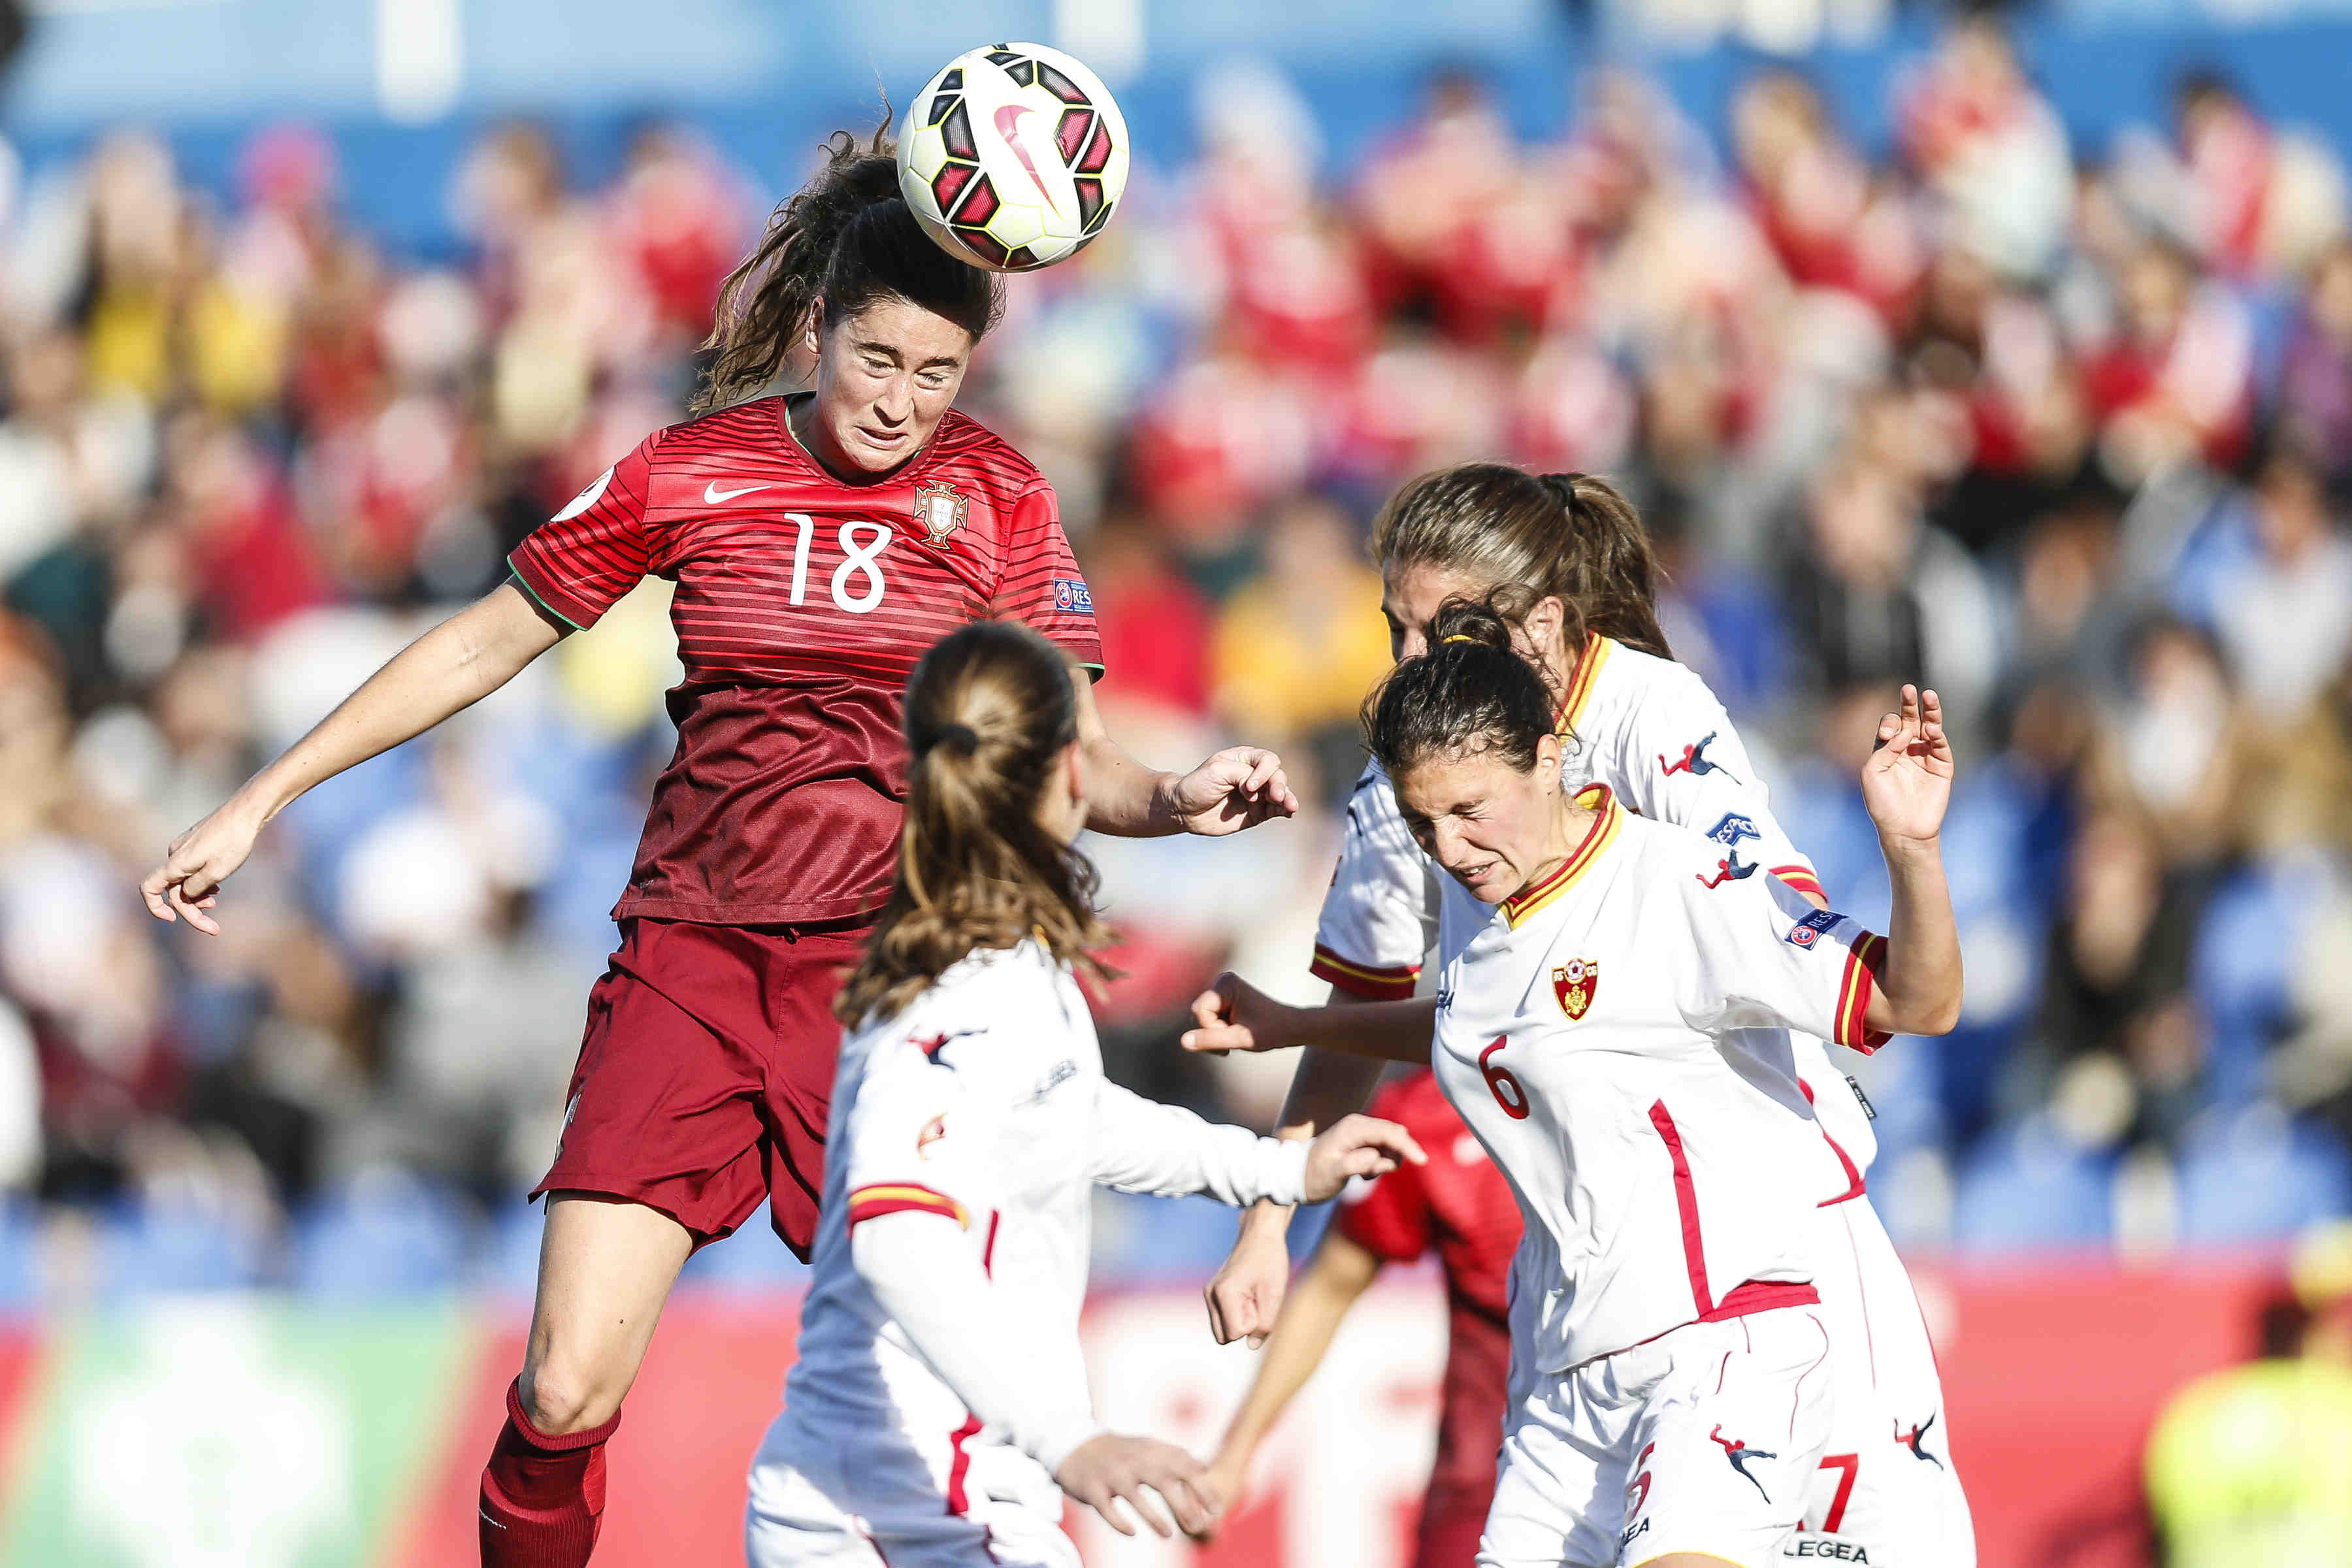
[705,481,774,504]
[992,103,1062,214]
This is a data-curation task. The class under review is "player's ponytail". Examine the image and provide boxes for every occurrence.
[836,621,1113,1026]
[693,113,1004,414]
[1371,464,1673,662]
[1543,472,1672,661]
[1367,595,1558,779]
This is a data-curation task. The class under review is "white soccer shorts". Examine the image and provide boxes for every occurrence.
[1789,1198,1975,1568]
[1480,1305,1835,1568]
[745,1407,1079,1568]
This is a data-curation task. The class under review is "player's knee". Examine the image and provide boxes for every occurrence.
[518,1361,623,1436]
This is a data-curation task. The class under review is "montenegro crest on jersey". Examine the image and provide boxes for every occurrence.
[1553,958,1599,1021]
[912,480,968,547]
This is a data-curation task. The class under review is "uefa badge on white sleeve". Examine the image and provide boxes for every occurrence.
[1786,909,1843,949]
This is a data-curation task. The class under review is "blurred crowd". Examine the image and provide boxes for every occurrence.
[3,16,2352,1300]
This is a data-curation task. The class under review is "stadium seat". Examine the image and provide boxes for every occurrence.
[476,1198,549,1298]
[672,1205,811,1295]
[0,1207,40,1314]
[1091,1191,1272,1284]
[2193,862,2325,1105]
[1771,766,1882,917]
[1952,1116,2118,1253]
[291,1176,472,1299]
[99,1202,271,1298]
[1843,1045,1948,1192]
[2176,1105,2352,1245]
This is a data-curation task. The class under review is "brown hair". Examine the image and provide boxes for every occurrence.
[692,116,1004,414]
[1369,464,1673,661]
[1369,595,1556,779]
[835,621,1113,1026]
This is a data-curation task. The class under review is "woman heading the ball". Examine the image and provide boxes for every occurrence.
[1207,465,1975,1564]
[744,620,1422,1568]
[1186,599,1964,1568]
[140,113,1294,1568]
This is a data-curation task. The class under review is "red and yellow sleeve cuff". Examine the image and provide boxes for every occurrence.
[1833,932,1892,1054]
[1310,945,1421,1001]
[845,1183,968,1230]
[1771,864,1827,902]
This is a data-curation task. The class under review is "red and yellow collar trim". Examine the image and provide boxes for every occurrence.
[1554,635,1614,738]
[1503,784,1624,928]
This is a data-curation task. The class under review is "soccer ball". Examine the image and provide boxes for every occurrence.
[896,42,1130,272]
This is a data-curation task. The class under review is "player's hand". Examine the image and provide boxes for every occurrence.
[1861,685,1955,851]
[1302,1113,1426,1203]
[139,794,267,935]
[1205,1206,1293,1347]
[1056,1433,1218,1539]
[1181,972,1298,1055]
[1166,746,1298,836]
[1183,1452,1250,1541]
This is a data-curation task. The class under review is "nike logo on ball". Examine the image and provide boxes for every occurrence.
[705,481,772,504]
[993,103,1062,214]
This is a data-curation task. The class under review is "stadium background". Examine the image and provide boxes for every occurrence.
[1,0,2350,1561]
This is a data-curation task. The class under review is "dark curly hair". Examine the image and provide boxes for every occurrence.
[1368,594,1558,780]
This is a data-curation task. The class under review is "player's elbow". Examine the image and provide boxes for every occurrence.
[1914,996,1963,1037]
[1882,985,1963,1038]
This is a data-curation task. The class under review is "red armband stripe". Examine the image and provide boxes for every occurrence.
[1310,945,1421,1000]
[1834,932,1892,1053]
[1771,865,1827,902]
[845,1183,968,1230]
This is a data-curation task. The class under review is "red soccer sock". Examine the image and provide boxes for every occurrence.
[479,1377,623,1568]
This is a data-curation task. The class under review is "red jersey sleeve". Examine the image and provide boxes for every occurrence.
[508,433,661,630]
[1333,1141,1433,1266]
[991,483,1104,674]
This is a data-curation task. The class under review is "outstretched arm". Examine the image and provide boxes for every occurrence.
[140,580,566,932]
[1087,1080,1425,1206]
[1070,669,1299,838]
[1203,1002,1389,1348]
[1190,1228,1385,1539]
[1183,974,1439,1065]
[1861,685,1963,1037]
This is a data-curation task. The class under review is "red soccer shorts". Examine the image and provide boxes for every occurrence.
[1414,1306,1509,1568]
[532,917,870,1258]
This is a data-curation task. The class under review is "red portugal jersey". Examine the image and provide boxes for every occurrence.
[1332,1070,1521,1509]
[508,395,1103,926]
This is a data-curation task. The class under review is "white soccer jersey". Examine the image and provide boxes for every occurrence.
[751,939,1308,1565]
[1313,633,1880,1183]
[1429,786,1889,1373]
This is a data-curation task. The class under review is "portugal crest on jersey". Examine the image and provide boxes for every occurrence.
[1554,958,1599,1021]
[912,480,969,547]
